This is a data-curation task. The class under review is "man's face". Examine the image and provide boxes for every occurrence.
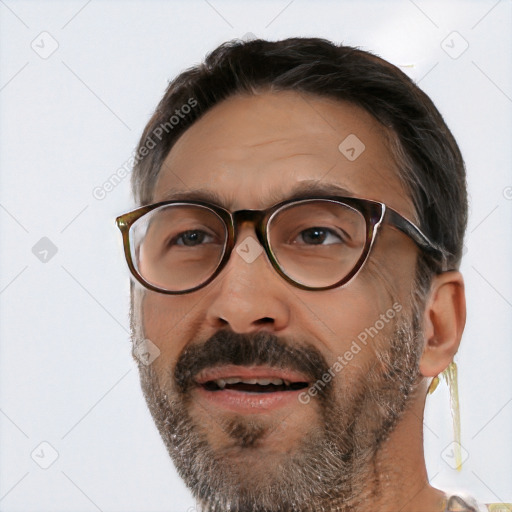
[131,91,425,510]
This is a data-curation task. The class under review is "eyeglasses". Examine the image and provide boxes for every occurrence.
[116,196,448,295]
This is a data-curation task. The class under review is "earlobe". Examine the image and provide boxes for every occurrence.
[419,271,466,378]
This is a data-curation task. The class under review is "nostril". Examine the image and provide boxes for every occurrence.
[217,318,229,327]
[255,317,274,325]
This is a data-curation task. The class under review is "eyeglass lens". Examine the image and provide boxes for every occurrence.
[129,201,367,292]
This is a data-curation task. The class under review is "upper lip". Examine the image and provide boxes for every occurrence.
[194,365,311,385]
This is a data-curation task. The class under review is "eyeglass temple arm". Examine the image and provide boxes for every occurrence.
[384,207,450,270]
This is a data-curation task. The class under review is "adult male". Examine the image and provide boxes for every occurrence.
[117,38,490,511]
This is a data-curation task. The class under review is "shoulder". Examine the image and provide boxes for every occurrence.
[444,495,511,512]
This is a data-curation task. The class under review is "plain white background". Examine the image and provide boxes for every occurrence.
[0,1,511,510]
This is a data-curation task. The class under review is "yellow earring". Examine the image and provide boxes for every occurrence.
[428,375,440,394]
[427,362,462,471]
[442,361,462,471]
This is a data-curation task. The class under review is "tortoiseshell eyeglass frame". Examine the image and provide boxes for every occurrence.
[116,195,449,295]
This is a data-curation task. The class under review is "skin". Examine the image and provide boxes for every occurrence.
[130,90,466,511]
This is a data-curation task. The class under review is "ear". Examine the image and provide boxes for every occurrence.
[419,270,466,377]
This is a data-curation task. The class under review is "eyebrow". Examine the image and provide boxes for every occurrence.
[158,181,356,209]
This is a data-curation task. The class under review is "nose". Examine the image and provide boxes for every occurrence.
[204,225,291,333]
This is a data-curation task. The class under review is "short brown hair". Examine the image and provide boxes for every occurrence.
[130,37,468,306]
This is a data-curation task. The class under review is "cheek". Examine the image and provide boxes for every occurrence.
[311,289,406,399]
[139,291,199,375]
[298,279,391,363]
[302,254,410,368]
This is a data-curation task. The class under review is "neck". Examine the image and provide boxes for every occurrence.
[324,381,447,512]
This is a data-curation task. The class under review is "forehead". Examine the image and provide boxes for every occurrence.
[153,90,415,219]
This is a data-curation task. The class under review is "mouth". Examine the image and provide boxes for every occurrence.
[193,365,311,413]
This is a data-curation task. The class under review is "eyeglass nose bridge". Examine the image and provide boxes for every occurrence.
[228,208,269,247]
[218,206,297,291]
[218,207,282,277]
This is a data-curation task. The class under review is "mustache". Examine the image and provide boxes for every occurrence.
[173,329,331,394]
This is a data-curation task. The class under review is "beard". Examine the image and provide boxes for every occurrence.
[133,304,424,512]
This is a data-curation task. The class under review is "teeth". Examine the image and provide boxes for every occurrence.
[212,377,286,387]
[224,377,242,384]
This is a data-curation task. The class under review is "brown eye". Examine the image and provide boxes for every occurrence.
[171,230,214,247]
[294,227,345,245]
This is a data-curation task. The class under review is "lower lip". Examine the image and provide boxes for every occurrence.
[194,385,306,414]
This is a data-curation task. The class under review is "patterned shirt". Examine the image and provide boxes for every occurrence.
[444,495,511,512]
